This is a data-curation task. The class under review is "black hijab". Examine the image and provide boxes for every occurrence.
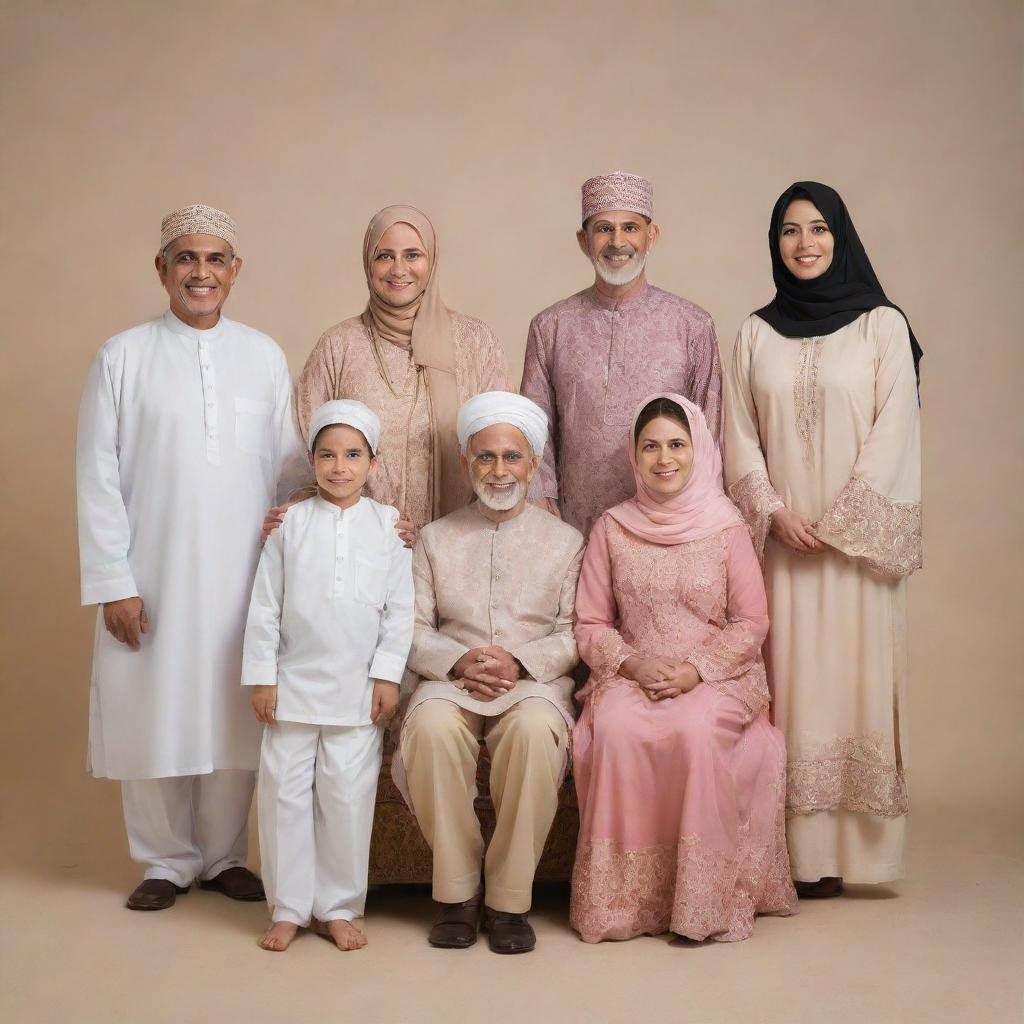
[753,181,922,385]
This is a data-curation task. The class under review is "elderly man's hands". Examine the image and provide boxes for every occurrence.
[103,597,148,650]
[453,646,522,701]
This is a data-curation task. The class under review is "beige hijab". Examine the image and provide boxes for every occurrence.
[361,205,467,518]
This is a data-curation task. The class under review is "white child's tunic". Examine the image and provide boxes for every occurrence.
[241,495,414,721]
[76,310,305,780]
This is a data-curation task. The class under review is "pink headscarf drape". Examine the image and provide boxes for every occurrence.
[360,205,467,517]
[605,392,744,545]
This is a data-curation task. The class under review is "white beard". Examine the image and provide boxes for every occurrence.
[474,477,525,512]
[592,249,647,287]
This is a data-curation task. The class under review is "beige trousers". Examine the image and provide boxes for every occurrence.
[401,696,566,913]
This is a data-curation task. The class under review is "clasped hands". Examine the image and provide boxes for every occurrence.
[770,506,824,555]
[452,646,522,701]
[620,655,701,702]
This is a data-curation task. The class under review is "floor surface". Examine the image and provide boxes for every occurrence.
[2,779,1021,1024]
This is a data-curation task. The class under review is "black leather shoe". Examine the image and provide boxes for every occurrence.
[482,907,536,954]
[428,893,482,948]
[198,866,266,901]
[126,878,190,911]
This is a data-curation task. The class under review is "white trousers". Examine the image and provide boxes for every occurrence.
[258,721,382,926]
[121,769,255,888]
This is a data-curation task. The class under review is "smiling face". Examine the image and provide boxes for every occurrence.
[369,222,430,308]
[463,422,538,518]
[577,210,659,287]
[310,424,375,509]
[779,198,835,280]
[635,415,694,500]
[156,233,241,328]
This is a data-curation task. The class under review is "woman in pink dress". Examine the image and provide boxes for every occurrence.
[570,394,798,943]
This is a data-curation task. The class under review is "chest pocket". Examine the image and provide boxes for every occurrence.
[355,556,388,608]
[235,398,273,458]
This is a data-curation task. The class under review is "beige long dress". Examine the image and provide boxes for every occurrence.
[724,306,921,883]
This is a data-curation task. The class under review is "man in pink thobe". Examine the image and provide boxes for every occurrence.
[521,171,723,537]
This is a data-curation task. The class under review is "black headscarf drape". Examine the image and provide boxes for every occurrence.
[753,181,922,386]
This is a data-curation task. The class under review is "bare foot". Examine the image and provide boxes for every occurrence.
[326,918,367,950]
[259,921,299,951]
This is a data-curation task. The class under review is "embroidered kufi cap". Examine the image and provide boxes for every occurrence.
[159,204,238,252]
[581,171,653,225]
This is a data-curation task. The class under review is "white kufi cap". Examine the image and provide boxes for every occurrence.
[307,400,381,454]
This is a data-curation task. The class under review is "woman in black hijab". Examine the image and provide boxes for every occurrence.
[723,182,923,899]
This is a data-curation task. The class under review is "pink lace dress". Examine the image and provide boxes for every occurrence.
[571,516,798,942]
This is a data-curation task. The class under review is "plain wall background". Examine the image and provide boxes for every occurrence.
[1,0,1021,849]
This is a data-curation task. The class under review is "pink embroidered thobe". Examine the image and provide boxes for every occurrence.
[570,516,798,942]
[521,282,723,536]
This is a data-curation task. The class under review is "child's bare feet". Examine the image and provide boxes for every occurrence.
[259,921,298,951]
[326,918,367,950]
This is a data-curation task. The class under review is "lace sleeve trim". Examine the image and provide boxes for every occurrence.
[812,475,922,578]
[727,470,784,562]
[588,628,636,680]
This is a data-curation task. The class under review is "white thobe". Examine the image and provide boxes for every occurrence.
[77,310,305,781]
[241,495,414,720]
[242,494,414,924]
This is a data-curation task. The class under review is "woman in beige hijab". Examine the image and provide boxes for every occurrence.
[294,205,508,542]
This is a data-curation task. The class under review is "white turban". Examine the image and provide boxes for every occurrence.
[456,391,548,456]
[307,400,381,455]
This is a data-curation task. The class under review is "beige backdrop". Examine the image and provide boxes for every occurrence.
[1,0,1021,857]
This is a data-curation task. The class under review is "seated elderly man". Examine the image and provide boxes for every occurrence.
[393,392,584,954]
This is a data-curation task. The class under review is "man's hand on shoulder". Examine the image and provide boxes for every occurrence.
[102,597,148,650]
[261,498,305,544]
[395,515,418,549]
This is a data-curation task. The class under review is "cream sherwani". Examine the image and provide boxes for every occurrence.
[76,310,305,885]
[243,496,414,924]
[395,503,584,912]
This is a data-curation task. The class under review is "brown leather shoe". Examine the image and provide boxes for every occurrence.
[795,876,844,899]
[428,893,482,948]
[126,878,190,911]
[198,866,266,901]
[482,907,536,954]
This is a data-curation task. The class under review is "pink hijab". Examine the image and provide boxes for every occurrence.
[605,393,744,545]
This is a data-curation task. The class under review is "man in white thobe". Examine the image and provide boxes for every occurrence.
[76,204,305,910]
[394,392,585,954]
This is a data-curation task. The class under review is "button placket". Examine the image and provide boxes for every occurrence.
[198,338,219,465]
[334,512,347,597]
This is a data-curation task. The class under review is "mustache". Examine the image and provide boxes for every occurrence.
[602,245,638,257]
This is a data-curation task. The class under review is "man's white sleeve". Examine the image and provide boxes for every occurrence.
[77,346,138,606]
[370,526,414,684]
[241,528,285,686]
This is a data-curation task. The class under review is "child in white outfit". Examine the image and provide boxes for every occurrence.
[243,399,413,952]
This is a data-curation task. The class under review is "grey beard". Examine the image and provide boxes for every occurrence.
[592,250,647,287]
[474,478,525,512]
